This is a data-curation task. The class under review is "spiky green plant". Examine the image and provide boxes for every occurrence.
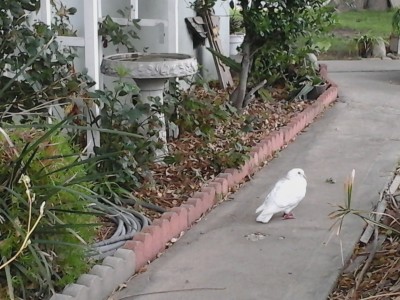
[0,123,101,299]
[329,169,400,240]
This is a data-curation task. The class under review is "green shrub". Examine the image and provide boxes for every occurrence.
[0,127,98,299]
[88,77,161,198]
[163,79,250,171]
[0,0,148,298]
[230,8,244,34]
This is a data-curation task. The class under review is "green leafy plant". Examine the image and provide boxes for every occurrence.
[164,78,236,138]
[190,0,217,14]
[354,33,385,58]
[0,125,100,299]
[230,8,244,34]
[225,0,334,109]
[163,77,250,171]
[52,1,78,37]
[0,0,94,123]
[98,8,141,51]
[0,174,46,270]
[0,1,149,298]
[88,77,162,199]
[392,9,400,36]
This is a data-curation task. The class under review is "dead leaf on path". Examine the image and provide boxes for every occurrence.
[326,177,336,184]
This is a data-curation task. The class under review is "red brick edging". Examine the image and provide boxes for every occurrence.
[50,64,338,300]
[122,64,339,271]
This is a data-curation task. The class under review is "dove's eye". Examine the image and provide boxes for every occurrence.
[298,171,301,174]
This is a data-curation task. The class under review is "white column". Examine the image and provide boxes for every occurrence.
[39,0,52,26]
[135,79,168,156]
[167,0,178,53]
[84,0,101,155]
[84,0,100,89]
[131,0,139,19]
[38,0,53,122]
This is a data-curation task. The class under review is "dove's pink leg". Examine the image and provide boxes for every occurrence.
[282,213,295,220]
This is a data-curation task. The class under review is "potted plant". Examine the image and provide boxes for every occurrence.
[354,33,385,58]
[390,9,400,54]
[229,8,245,56]
[307,75,328,99]
[293,73,328,101]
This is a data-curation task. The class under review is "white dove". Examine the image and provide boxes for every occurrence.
[255,168,307,223]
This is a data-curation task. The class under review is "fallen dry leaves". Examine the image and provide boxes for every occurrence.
[132,86,309,220]
[329,192,400,300]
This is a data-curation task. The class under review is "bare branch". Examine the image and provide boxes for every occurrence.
[243,79,267,107]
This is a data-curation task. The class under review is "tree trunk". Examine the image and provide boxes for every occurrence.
[231,41,252,109]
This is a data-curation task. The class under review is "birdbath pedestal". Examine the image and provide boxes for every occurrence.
[101,53,198,155]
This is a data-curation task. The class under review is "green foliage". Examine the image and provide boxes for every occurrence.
[0,126,98,299]
[207,47,241,73]
[89,78,161,198]
[393,9,400,35]
[329,169,400,244]
[0,0,94,122]
[98,11,141,51]
[354,33,385,58]
[0,1,146,298]
[336,9,394,36]
[230,8,244,34]
[163,79,249,171]
[247,1,335,85]
[52,1,78,36]
[224,0,334,108]
[164,79,236,138]
[317,10,393,59]
[190,0,218,14]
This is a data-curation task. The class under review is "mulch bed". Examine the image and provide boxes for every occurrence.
[132,86,310,220]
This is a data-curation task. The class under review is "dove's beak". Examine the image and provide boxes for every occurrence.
[303,174,307,179]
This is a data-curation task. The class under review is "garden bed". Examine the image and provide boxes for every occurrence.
[134,89,310,220]
[49,65,339,300]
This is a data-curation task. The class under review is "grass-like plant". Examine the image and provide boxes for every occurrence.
[329,169,400,238]
[0,122,105,299]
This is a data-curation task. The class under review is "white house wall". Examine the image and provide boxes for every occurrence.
[194,0,230,81]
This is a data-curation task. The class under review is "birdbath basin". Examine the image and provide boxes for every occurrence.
[101,53,198,155]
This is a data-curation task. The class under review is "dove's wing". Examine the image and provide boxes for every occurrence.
[255,179,289,223]
[255,178,288,214]
[270,177,306,209]
[256,177,306,213]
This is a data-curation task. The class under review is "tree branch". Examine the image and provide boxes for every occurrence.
[243,79,267,107]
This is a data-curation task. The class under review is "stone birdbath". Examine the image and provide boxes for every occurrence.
[101,52,198,155]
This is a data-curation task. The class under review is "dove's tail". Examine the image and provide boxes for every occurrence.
[256,210,273,223]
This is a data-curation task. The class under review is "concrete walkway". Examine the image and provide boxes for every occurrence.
[111,60,400,300]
